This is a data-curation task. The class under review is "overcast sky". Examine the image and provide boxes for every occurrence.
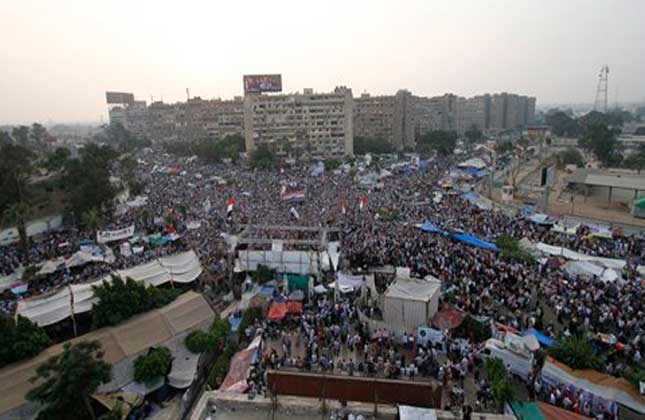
[1,0,644,124]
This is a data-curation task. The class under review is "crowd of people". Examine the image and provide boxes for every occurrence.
[1,144,643,417]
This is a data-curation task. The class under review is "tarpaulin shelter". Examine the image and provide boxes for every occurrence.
[288,289,304,301]
[522,328,556,348]
[287,274,309,291]
[267,302,288,320]
[535,243,626,271]
[335,272,365,292]
[541,356,645,414]
[451,233,499,252]
[462,191,493,210]
[432,307,465,330]
[632,197,645,218]
[219,335,262,393]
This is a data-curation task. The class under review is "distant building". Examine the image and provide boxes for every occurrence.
[243,87,354,159]
[353,90,414,150]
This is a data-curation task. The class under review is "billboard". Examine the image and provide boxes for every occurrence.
[105,91,135,104]
[243,74,282,94]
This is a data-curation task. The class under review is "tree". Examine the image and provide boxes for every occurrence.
[81,208,101,232]
[0,143,34,216]
[495,234,534,263]
[579,123,622,166]
[63,144,118,220]
[0,130,12,145]
[30,123,48,145]
[249,145,276,169]
[11,125,30,146]
[251,264,275,284]
[185,319,231,354]
[27,341,112,420]
[545,111,581,137]
[416,130,457,156]
[353,136,394,155]
[91,276,181,328]
[45,147,71,172]
[465,124,483,143]
[3,202,33,261]
[550,335,603,370]
[558,147,584,168]
[496,141,514,155]
[95,122,150,153]
[133,347,172,385]
[483,358,515,412]
[0,315,51,367]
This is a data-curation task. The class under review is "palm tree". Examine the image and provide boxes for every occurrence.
[3,202,32,262]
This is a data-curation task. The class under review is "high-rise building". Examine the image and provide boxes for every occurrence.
[456,95,490,134]
[353,90,414,150]
[243,87,353,159]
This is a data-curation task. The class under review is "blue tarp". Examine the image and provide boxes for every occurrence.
[259,286,276,298]
[420,221,446,234]
[522,328,556,348]
[420,220,498,252]
[451,233,499,252]
[229,316,242,332]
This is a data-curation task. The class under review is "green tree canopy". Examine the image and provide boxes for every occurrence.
[495,234,535,263]
[558,147,584,168]
[185,319,231,354]
[0,143,34,215]
[133,346,172,385]
[249,145,276,169]
[545,111,581,137]
[45,147,71,172]
[465,124,483,143]
[12,125,30,146]
[483,358,516,411]
[27,341,112,420]
[578,123,622,166]
[550,335,603,370]
[91,276,181,328]
[353,136,394,155]
[30,123,48,145]
[94,122,150,153]
[416,130,457,156]
[0,315,51,368]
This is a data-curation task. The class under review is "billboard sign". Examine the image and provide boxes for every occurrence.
[105,92,135,104]
[243,74,282,94]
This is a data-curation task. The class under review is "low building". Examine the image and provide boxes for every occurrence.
[0,291,215,420]
[383,275,441,333]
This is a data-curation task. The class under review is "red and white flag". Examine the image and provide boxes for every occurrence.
[340,198,346,215]
[226,196,235,217]
[359,195,368,211]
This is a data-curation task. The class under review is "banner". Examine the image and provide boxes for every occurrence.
[97,225,135,244]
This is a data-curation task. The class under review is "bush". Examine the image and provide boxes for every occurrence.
[133,347,173,385]
[0,315,51,367]
[558,148,584,167]
[251,265,275,284]
[249,145,275,169]
[495,234,535,264]
[207,344,239,389]
[185,330,210,354]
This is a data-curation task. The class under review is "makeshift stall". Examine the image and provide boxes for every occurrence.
[383,276,441,333]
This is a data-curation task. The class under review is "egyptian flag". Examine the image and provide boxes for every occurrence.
[340,198,346,215]
[359,195,368,211]
[290,206,300,220]
[226,196,235,218]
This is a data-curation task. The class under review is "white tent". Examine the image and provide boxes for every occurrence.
[398,405,437,420]
[383,276,441,333]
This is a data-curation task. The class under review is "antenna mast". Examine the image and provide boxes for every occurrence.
[593,65,609,113]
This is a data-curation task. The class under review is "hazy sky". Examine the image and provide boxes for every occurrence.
[2,0,644,124]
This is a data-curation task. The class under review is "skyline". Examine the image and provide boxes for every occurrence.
[2,0,645,124]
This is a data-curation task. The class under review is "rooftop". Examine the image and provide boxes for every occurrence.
[567,169,645,191]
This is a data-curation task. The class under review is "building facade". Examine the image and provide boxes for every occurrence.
[353,90,414,150]
[243,87,354,159]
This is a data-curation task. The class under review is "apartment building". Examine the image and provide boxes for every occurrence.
[107,94,244,141]
[456,95,490,134]
[243,87,354,159]
[353,90,414,150]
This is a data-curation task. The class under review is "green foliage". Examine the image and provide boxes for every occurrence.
[579,123,622,166]
[550,335,603,370]
[545,111,581,137]
[353,136,394,155]
[416,130,457,156]
[495,234,535,263]
[163,134,245,163]
[63,143,118,219]
[0,315,51,367]
[45,147,71,172]
[30,123,48,145]
[558,147,584,168]
[133,347,172,385]
[483,358,515,407]
[239,307,264,335]
[0,143,34,215]
[27,341,112,420]
[249,145,275,169]
[496,141,514,155]
[324,159,342,170]
[251,265,275,284]
[622,144,645,173]
[622,366,645,391]
[12,125,30,145]
[3,201,33,259]
[207,344,239,389]
[185,330,211,354]
[81,208,101,231]
[92,276,181,328]
[465,124,483,143]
